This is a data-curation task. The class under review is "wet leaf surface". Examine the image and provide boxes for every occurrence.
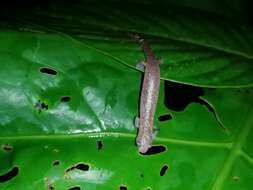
[0,1,253,189]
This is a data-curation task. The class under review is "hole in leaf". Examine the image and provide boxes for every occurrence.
[40,67,57,75]
[160,165,169,176]
[140,173,144,178]
[61,96,71,102]
[97,140,103,150]
[68,186,81,190]
[158,114,172,122]
[119,185,127,190]
[164,81,203,111]
[65,163,89,173]
[35,100,48,113]
[75,163,89,171]
[41,102,48,110]
[0,166,19,183]
[53,160,60,166]
[195,97,227,132]
[146,188,152,190]
[140,145,166,156]
[2,144,13,152]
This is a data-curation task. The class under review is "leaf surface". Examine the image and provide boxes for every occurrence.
[0,31,253,189]
[1,0,253,87]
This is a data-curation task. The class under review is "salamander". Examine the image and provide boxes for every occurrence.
[134,36,160,153]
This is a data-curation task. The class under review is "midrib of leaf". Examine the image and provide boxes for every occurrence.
[156,136,232,148]
[0,132,231,149]
[211,106,253,190]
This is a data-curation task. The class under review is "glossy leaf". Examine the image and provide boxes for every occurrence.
[0,30,253,189]
[0,31,139,136]
[1,0,253,87]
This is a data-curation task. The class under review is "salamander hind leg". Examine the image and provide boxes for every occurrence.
[152,127,160,140]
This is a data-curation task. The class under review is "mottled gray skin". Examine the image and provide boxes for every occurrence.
[135,38,160,153]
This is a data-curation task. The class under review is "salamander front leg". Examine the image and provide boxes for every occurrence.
[135,61,146,72]
[134,116,140,128]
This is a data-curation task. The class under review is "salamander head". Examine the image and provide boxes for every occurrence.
[138,144,150,153]
[136,132,152,153]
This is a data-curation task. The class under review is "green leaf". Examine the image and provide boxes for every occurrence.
[0,31,139,136]
[1,0,253,87]
[0,30,253,189]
